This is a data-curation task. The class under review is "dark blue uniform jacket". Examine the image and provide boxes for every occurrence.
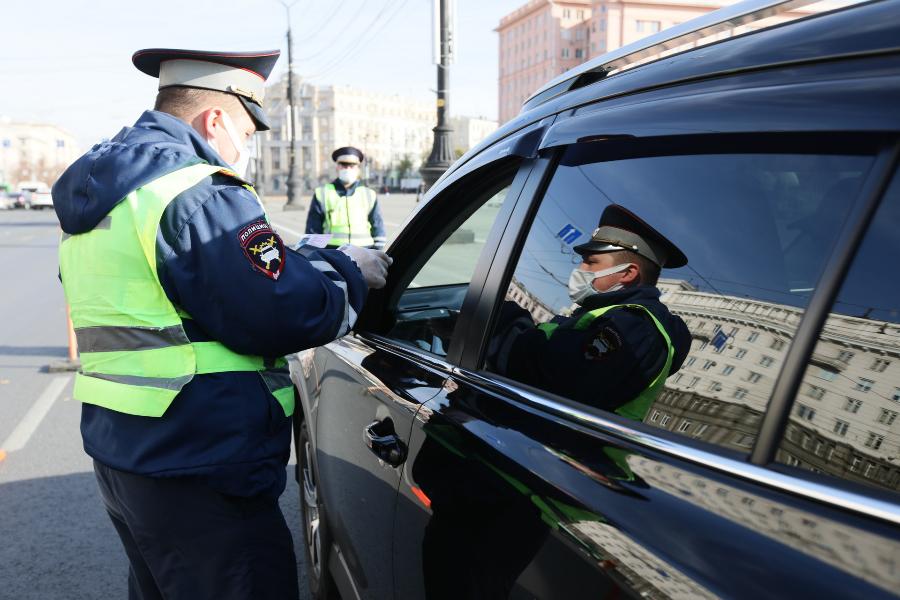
[497,286,691,413]
[305,179,386,248]
[53,110,368,498]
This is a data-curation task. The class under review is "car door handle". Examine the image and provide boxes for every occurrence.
[364,419,408,467]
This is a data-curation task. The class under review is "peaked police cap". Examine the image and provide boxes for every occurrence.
[133,48,280,131]
[573,204,688,268]
[331,146,365,163]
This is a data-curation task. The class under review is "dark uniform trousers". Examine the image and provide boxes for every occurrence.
[94,461,300,600]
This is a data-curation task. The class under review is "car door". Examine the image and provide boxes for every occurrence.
[391,116,900,598]
[311,139,548,599]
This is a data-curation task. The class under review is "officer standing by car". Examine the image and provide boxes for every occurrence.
[491,205,691,418]
[305,146,387,249]
[52,48,391,600]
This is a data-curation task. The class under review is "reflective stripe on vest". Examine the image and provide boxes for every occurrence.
[539,303,675,422]
[59,163,293,418]
[317,183,375,247]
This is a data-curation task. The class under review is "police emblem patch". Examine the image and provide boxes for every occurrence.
[584,326,622,361]
[239,221,285,280]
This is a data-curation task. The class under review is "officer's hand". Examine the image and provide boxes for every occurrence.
[339,245,393,289]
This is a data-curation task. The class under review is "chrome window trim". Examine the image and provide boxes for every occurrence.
[454,367,900,527]
[359,333,456,376]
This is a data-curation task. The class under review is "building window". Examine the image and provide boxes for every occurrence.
[702,359,715,370]
[878,409,898,425]
[686,357,696,367]
[796,404,816,421]
[722,365,735,375]
[635,19,661,33]
[733,387,748,400]
[707,381,722,392]
[865,433,885,450]
[678,420,692,433]
[816,368,838,381]
[856,377,875,392]
[693,423,709,437]
[687,376,700,389]
[770,339,786,351]
[577,9,584,19]
[735,348,747,359]
[833,419,849,436]
[807,385,826,400]
[561,48,570,58]
[747,372,762,384]
[660,414,671,426]
[843,398,863,413]
[747,332,760,342]
[733,433,755,448]
[698,341,709,351]
[563,8,571,19]
[850,456,862,472]
[650,410,660,422]
[574,48,584,59]
[871,358,891,372]
[837,349,855,364]
[893,388,900,402]
[672,373,683,384]
[759,356,775,367]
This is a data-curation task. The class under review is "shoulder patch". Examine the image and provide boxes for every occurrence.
[239,220,285,281]
[584,325,622,361]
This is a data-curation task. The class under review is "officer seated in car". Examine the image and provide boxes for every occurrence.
[490,204,692,419]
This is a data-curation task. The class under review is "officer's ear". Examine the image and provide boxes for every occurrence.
[191,108,225,140]
[620,262,641,285]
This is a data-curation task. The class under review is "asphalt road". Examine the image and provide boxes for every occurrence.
[0,193,423,599]
[0,207,317,600]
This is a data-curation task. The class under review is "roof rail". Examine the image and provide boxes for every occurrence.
[522,0,842,112]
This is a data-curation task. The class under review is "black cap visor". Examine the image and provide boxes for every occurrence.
[238,96,270,131]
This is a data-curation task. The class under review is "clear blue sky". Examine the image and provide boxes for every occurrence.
[0,0,524,149]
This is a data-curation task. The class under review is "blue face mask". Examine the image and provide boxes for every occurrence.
[567,262,634,305]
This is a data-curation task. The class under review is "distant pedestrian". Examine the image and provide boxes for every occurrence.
[305,146,387,249]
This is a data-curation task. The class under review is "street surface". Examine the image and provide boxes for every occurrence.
[0,194,419,599]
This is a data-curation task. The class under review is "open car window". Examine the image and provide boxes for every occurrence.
[385,180,513,357]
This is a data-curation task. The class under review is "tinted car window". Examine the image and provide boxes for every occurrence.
[776,171,900,493]
[386,178,513,356]
[485,139,874,452]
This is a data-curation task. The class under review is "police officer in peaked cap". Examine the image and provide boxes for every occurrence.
[491,204,692,418]
[52,48,392,599]
[305,145,387,249]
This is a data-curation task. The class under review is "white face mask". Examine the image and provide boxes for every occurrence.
[338,167,359,185]
[568,262,634,305]
[208,110,250,178]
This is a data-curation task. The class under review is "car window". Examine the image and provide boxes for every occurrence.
[484,139,875,452]
[385,175,514,357]
[776,170,900,494]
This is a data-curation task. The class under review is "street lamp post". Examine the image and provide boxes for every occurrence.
[280,0,304,210]
[420,0,455,192]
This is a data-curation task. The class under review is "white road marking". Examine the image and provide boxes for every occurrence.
[1,377,70,453]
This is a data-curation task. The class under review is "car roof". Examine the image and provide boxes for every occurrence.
[439,0,899,185]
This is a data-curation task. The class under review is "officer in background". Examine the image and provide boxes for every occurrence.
[52,48,390,599]
[305,146,387,249]
[491,205,691,419]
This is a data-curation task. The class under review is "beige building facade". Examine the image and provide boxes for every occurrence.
[497,0,829,124]
[258,74,434,194]
[0,118,79,189]
[449,116,499,156]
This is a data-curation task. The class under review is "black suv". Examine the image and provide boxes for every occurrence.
[290,1,900,598]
